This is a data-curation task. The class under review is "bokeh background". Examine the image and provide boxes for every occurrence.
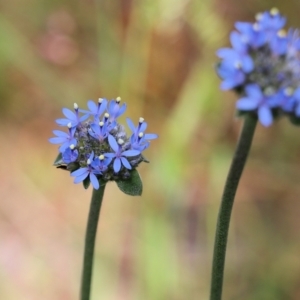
[1,0,300,299]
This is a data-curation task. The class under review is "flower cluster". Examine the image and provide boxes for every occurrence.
[49,97,158,189]
[217,8,300,126]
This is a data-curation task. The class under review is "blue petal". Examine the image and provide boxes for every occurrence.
[241,56,254,73]
[98,100,107,116]
[103,157,112,165]
[49,137,67,144]
[108,135,119,152]
[71,167,88,177]
[88,152,94,161]
[105,153,116,158]
[120,157,132,169]
[236,98,258,110]
[62,108,76,120]
[87,100,97,113]
[245,84,262,99]
[144,133,158,140]
[108,100,116,112]
[74,172,89,183]
[89,173,99,190]
[113,158,121,173]
[53,130,69,137]
[258,106,273,127]
[56,118,71,126]
[80,114,89,122]
[230,31,246,52]
[115,103,127,118]
[126,118,136,132]
[216,48,236,59]
[122,150,140,157]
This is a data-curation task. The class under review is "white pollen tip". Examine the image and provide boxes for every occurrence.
[104,113,109,118]
[278,29,286,37]
[99,121,104,126]
[139,132,144,138]
[284,87,294,96]
[234,62,242,69]
[270,7,279,16]
[253,23,260,31]
[118,138,124,145]
[255,13,262,21]
[70,144,75,150]
[139,117,144,123]
[67,122,72,128]
[98,98,103,103]
[87,159,91,165]
[99,155,104,160]
[74,103,78,109]
[116,96,121,102]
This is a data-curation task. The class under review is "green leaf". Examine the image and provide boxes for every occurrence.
[53,153,67,170]
[289,115,300,126]
[116,169,143,196]
[67,162,80,172]
[83,177,91,189]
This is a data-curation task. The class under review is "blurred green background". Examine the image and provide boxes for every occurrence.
[1,0,300,299]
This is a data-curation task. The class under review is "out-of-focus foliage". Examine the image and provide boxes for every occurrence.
[1,0,300,299]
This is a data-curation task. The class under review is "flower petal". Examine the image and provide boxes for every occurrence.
[113,158,121,173]
[89,173,99,190]
[87,100,97,113]
[144,133,158,140]
[120,157,132,169]
[122,150,140,157]
[126,118,136,132]
[108,135,119,152]
[71,167,88,177]
[53,130,69,137]
[236,98,258,110]
[258,106,273,127]
[62,108,76,120]
[49,137,67,144]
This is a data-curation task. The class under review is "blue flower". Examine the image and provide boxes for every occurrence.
[217,61,246,90]
[256,9,286,33]
[91,154,112,173]
[62,144,79,163]
[107,97,127,122]
[49,123,77,152]
[127,117,158,151]
[234,22,266,49]
[56,103,89,128]
[236,84,278,126]
[126,117,147,139]
[216,8,300,126]
[71,153,101,189]
[106,135,140,173]
[80,98,107,121]
[50,97,158,188]
[88,121,109,142]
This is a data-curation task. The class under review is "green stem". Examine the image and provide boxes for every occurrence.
[80,184,106,300]
[209,115,257,300]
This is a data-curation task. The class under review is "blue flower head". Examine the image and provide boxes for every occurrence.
[216,8,300,126]
[50,98,157,189]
